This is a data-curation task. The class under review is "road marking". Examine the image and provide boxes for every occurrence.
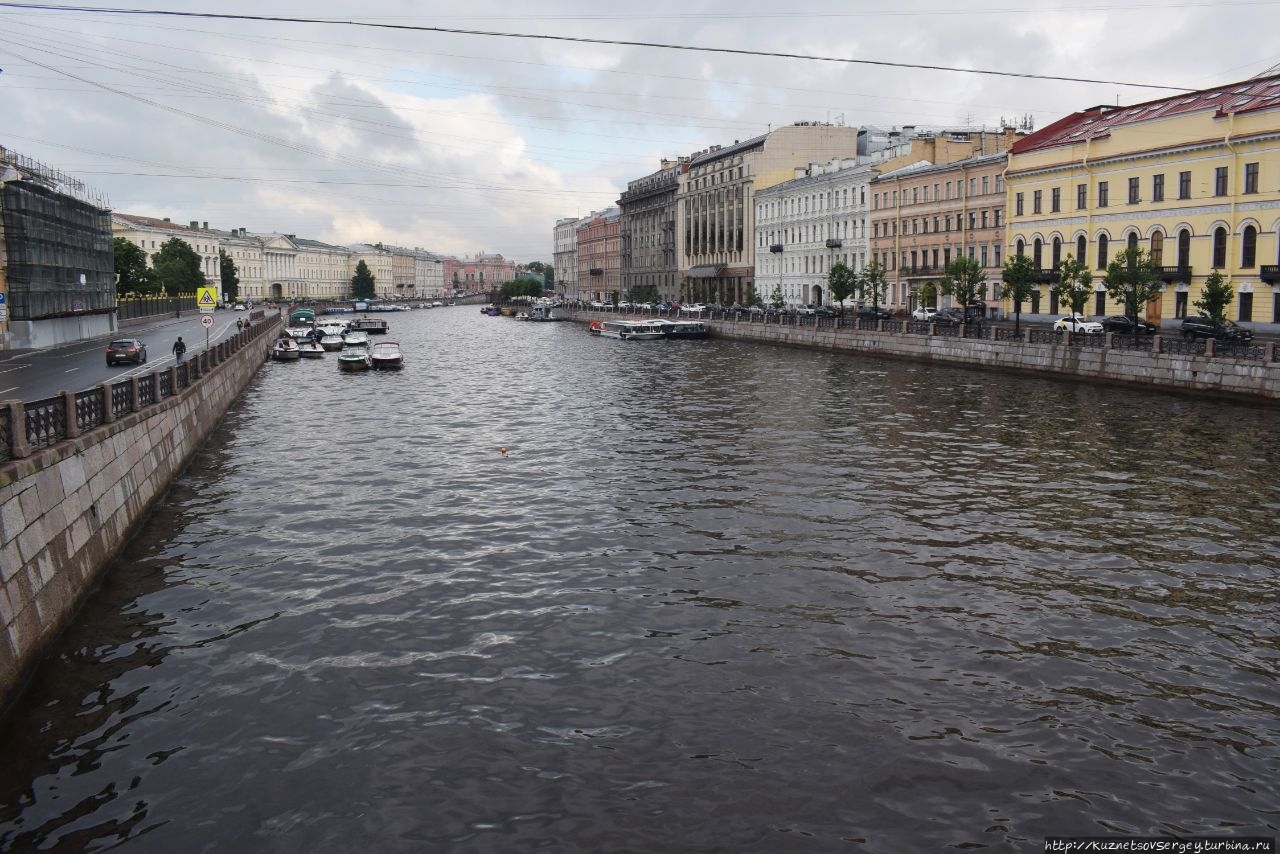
[0,386,17,395]
[64,367,80,373]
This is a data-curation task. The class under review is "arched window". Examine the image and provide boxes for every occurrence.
[1015,238,1025,257]
[1033,238,1043,268]
[1150,231,1164,267]
[1127,232,1139,252]
[1052,237,1062,268]
[1241,225,1257,268]
[1212,227,1227,268]
[1177,229,1191,268]
[1097,234,1109,269]
[1077,235,1087,262]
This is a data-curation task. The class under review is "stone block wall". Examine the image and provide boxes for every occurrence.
[0,320,279,711]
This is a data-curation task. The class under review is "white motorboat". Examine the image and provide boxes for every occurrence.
[319,334,345,352]
[369,340,404,370]
[337,345,371,372]
[271,337,301,361]
[297,339,325,359]
[342,329,370,348]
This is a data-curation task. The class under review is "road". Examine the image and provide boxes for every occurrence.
[0,310,271,403]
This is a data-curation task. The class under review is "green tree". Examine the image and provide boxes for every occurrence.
[1193,270,1234,326]
[918,281,938,309]
[770,283,784,309]
[1103,246,1164,343]
[525,261,554,289]
[218,249,240,303]
[351,260,376,300]
[150,237,206,297]
[857,259,889,314]
[827,261,856,315]
[1001,252,1039,334]
[1052,255,1092,316]
[112,236,155,296]
[939,256,987,319]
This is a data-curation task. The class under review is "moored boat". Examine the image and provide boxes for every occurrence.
[271,337,301,361]
[342,329,370,348]
[319,334,345,352]
[297,339,325,359]
[589,319,603,335]
[337,345,371,372]
[369,340,404,370]
[654,319,710,339]
[599,319,667,340]
[350,316,389,334]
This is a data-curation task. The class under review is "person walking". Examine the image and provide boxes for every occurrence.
[172,336,187,365]
[236,318,244,333]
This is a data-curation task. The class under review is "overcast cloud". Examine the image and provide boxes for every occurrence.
[0,1,1274,261]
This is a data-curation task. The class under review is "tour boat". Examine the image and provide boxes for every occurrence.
[653,319,711,340]
[271,337,301,361]
[369,340,404,370]
[598,320,667,340]
[349,317,390,334]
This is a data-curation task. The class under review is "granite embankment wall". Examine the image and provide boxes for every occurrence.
[0,316,281,712]
[581,312,1280,400]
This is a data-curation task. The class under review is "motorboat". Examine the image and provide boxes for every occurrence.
[337,345,371,372]
[652,319,710,339]
[528,303,565,322]
[271,337,301,361]
[431,301,444,308]
[286,325,314,342]
[297,339,325,359]
[369,340,404,370]
[319,334,345,352]
[349,316,389,334]
[342,329,370,348]
[598,320,667,340]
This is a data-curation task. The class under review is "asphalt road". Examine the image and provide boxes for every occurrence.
[0,310,271,403]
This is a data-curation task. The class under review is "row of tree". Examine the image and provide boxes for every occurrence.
[113,236,240,300]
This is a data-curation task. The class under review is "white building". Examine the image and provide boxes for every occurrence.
[348,243,396,300]
[412,249,445,298]
[553,216,580,301]
[754,158,876,308]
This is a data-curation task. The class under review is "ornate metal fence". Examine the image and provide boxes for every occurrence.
[74,388,105,433]
[24,395,66,451]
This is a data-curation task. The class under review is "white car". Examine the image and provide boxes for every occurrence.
[1054,314,1103,334]
[233,303,247,311]
[912,307,937,321]
[680,303,707,314]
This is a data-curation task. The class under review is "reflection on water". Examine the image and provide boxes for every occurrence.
[1,308,1277,852]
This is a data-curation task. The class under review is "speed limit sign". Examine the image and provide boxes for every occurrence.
[199,314,214,329]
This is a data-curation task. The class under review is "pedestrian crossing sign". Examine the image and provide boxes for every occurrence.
[197,287,217,312]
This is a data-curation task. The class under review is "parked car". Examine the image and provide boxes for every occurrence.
[1180,316,1253,342]
[912,306,937,321]
[1101,315,1157,334]
[1053,314,1104,334]
[106,338,148,366]
[856,307,894,321]
[813,305,839,317]
[933,308,966,326]
[679,303,707,314]
[233,303,247,311]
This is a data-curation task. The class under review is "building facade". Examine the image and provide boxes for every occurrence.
[677,123,863,306]
[576,208,621,302]
[294,237,352,301]
[1005,72,1280,325]
[212,227,265,303]
[443,253,521,293]
[348,244,395,300]
[754,157,875,308]
[618,162,682,303]
[553,216,580,302]
[869,152,1008,314]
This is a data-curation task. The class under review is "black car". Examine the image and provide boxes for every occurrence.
[813,305,839,317]
[106,338,147,366]
[932,308,966,326]
[1101,315,1157,334]
[856,307,894,320]
[1180,316,1253,342]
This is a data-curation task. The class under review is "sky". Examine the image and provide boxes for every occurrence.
[0,1,1275,262]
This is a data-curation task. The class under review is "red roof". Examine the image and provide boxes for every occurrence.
[114,213,191,231]
[1011,73,1280,155]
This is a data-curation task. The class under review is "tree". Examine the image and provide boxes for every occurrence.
[827,261,856,314]
[150,237,206,297]
[1193,270,1234,326]
[218,249,240,303]
[918,280,938,310]
[745,283,761,308]
[939,255,986,319]
[1053,255,1092,316]
[351,260,376,300]
[770,283,784,309]
[858,259,889,314]
[525,260,554,289]
[1001,252,1039,334]
[113,237,155,296]
[1103,246,1164,343]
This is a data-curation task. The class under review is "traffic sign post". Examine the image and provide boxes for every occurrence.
[199,314,214,329]
[196,286,218,313]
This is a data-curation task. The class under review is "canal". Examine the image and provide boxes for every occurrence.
[1,307,1277,852]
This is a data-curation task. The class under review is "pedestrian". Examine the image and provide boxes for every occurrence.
[173,336,187,365]
[236,318,244,332]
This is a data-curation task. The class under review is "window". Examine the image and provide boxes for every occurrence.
[1033,190,1043,214]
[1051,187,1061,212]
[1052,237,1062,268]
[969,178,977,196]
[1128,232,1139,252]
[1177,229,1191,268]
[1097,181,1109,208]
[993,243,1002,267]
[1033,238,1043,268]
[1077,235,1087,261]
[1150,231,1164,266]
[1242,225,1257,268]
[1077,184,1087,209]
[969,211,976,230]
[994,209,1002,227]
[1015,239,1024,257]
[1179,171,1191,199]
[982,176,990,194]
[1214,167,1228,196]
[981,210,989,228]
[1097,234,1109,269]
[1015,192,1024,216]
[1128,177,1140,204]
[1152,174,1164,202]
[1212,226,1227,267]
[1244,162,1259,194]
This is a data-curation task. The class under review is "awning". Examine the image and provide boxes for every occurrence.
[687,265,725,279]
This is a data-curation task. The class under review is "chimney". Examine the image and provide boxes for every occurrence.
[189,221,198,229]
[203,221,208,230]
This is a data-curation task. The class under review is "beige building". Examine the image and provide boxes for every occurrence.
[348,244,396,300]
[1005,72,1280,325]
[293,237,352,301]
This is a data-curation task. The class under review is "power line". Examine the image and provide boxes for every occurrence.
[0,2,1194,91]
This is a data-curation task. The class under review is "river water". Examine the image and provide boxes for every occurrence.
[1,307,1277,853]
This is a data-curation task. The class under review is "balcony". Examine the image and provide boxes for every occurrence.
[1036,268,1060,283]
[825,238,843,249]
[1157,265,1192,284]
[1260,265,1280,284]
[589,267,603,276]
[769,244,783,254]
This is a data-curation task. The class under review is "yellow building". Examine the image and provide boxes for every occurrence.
[1004,73,1280,325]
